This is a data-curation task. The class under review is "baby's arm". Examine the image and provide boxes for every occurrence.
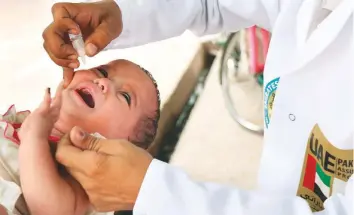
[18,88,90,215]
[19,137,89,215]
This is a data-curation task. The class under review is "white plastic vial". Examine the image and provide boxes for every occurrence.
[69,33,86,65]
[92,132,106,139]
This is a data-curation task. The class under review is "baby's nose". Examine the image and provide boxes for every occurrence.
[93,78,109,94]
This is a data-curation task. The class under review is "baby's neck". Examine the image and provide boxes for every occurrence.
[50,119,69,140]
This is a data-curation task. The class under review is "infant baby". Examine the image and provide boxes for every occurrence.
[0,60,160,215]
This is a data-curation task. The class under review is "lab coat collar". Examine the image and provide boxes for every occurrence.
[322,0,343,11]
[292,0,352,73]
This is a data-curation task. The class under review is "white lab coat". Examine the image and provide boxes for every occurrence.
[104,0,353,214]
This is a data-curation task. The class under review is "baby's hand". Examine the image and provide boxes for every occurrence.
[19,85,63,141]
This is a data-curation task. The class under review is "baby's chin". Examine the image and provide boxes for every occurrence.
[55,115,106,136]
[53,111,90,135]
[56,107,131,139]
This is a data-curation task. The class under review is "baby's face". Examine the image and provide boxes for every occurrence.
[55,60,158,139]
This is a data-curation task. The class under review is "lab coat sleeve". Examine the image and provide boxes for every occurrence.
[133,159,353,215]
[105,0,281,49]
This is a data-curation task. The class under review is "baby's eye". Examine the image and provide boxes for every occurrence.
[121,92,131,106]
[97,68,108,78]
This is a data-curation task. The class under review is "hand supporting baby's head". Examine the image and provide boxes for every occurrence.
[53,59,160,149]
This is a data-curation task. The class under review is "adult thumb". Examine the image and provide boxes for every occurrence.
[84,22,119,57]
[69,126,99,150]
[0,204,8,215]
[69,126,123,155]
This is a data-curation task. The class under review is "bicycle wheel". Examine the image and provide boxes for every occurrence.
[219,31,264,135]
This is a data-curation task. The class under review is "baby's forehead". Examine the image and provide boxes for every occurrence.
[99,59,159,113]
[105,60,142,77]
[102,60,156,93]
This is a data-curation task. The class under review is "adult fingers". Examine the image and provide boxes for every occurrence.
[43,43,80,71]
[69,126,125,155]
[56,133,110,176]
[51,2,79,21]
[65,168,87,187]
[56,133,93,171]
[0,204,8,215]
[43,37,79,69]
[42,20,79,60]
[85,21,120,57]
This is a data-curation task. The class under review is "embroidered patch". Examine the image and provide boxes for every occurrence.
[264,77,279,128]
[297,124,353,212]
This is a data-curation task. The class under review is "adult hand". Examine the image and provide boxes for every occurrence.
[43,1,123,87]
[0,205,7,215]
[55,127,153,212]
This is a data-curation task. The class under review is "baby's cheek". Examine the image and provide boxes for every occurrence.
[91,101,136,137]
[101,116,135,139]
[65,77,80,88]
[65,72,96,90]
[73,70,97,81]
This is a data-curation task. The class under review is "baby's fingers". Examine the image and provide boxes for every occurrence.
[51,85,63,109]
[50,101,62,121]
[51,81,63,107]
[38,88,52,112]
[54,81,64,98]
[50,83,63,119]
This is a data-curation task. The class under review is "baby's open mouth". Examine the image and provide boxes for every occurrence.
[76,88,95,108]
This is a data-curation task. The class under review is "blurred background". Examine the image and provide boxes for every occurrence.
[1,0,268,195]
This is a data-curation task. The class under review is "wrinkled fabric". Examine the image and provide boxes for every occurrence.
[0,105,29,214]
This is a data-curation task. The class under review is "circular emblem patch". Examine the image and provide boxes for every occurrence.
[264,77,279,128]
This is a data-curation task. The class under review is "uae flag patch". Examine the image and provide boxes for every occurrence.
[297,124,353,212]
[303,155,331,202]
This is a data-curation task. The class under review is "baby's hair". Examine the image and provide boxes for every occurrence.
[129,66,161,149]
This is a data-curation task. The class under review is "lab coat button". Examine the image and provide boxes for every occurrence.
[289,113,296,121]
